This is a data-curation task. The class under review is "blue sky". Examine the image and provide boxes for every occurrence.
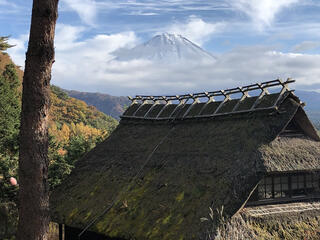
[1,0,320,95]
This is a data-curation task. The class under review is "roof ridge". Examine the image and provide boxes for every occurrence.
[122,79,297,121]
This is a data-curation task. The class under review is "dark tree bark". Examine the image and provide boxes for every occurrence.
[17,1,59,239]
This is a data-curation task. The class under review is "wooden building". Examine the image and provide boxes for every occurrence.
[51,79,320,239]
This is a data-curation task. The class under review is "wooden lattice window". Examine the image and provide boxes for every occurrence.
[274,176,289,198]
[291,174,306,197]
[251,172,320,203]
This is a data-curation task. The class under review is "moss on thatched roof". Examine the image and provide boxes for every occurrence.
[50,93,320,240]
[237,201,320,239]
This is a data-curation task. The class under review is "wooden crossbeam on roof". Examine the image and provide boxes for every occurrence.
[232,87,250,112]
[122,78,296,120]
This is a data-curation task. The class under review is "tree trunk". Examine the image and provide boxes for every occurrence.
[17,1,59,240]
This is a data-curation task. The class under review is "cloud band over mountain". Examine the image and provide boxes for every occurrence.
[8,25,320,96]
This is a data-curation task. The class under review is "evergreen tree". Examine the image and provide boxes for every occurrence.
[0,64,21,153]
[0,64,20,205]
[48,135,73,189]
[0,36,14,51]
[0,153,18,202]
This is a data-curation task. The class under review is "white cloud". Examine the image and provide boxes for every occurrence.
[52,25,140,92]
[7,27,320,96]
[53,43,320,95]
[96,1,231,13]
[128,11,159,16]
[62,0,97,26]
[0,0,9,5]
[231,0,299,30]
[293,41,320,52]
[55,24,86,51]
[165,16,224,46]
[211,47,320,90]
[0,0,15,6]
[7,34,29,68]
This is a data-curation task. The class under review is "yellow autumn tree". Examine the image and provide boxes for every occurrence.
[49,122,70,144]
[70,122,107,140]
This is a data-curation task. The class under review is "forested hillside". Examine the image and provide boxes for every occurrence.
[65,89,130,120]
[0,51,118,190]
[0,51,118,238]
[48,85,118,187]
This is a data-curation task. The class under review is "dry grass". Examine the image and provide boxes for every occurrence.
[203,209,320,240]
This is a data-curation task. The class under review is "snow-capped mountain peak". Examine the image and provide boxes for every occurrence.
[113,33,215,62]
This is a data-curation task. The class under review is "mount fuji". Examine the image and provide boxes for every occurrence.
[112,33,216,63]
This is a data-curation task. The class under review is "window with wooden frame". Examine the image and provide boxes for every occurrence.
[274,175,289,198]
[250,172,320,203]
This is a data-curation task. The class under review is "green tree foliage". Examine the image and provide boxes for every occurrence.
[47,86,118,189]
[0,154,18,202]
[50,85,118,132]
[0,58,118,198]
[48,135,73,189]
[0,36,14,51]
[51,84,69,100]
[0,64,20,204]
[65,135,96,165]
[0,64,21,153]
[0,47,118,239]
[48,129,104,189]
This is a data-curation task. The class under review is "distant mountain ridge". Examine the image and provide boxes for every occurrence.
[64,89,130,120]
[295,90,320,111]
[112,33,216,62]
[295,90,320,125]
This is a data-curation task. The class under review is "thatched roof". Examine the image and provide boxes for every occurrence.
[207,202,320,239]
[236,201,320,239]
[51,87,320,240]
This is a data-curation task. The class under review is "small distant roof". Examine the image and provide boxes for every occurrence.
[51,80,320,240]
